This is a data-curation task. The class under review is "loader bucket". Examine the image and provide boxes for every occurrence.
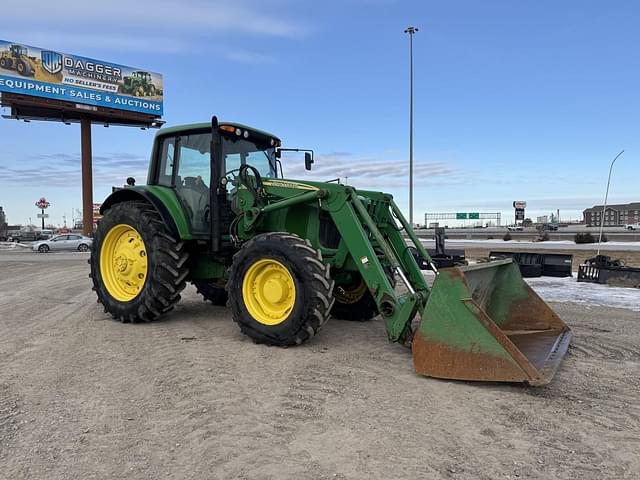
[412,259,571,386]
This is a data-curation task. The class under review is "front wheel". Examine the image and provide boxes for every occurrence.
[78,243,89,252]
[38,244,49,253]
[90,202,189,322]
[228,233,334,346]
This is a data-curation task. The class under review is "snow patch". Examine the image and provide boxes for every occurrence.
[526,276,640,312]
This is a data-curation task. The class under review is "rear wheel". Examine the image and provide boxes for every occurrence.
[90,202,189,322]
[331,269,395,321]
[331,272,378,321]
[0,58,7,69]
[228,233,334,346]
[192,280,228,306]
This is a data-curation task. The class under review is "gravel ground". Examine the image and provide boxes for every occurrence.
[0,251,638,480]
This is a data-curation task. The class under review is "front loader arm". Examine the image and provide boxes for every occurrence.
[326,188,430,342]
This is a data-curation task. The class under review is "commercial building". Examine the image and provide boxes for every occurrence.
[583,202,640,227]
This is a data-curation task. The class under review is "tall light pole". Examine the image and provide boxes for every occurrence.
[404,26,418,225]
[597,149,624,255]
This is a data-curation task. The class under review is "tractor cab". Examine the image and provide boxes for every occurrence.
[10,45,27,57]
[132,71,152,82]
[150,122,281,237]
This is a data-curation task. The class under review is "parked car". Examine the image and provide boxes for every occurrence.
[36,229,54,239]
[507,225,524,232]
[625,224,640,231]
[9,231,38,242]
[32,234,93,253]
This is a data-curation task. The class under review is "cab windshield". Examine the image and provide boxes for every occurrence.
[222,136,277,179]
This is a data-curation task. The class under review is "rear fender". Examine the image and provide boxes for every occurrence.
[100,186,192,240]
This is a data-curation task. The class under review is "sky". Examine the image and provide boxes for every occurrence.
[0,0,638,227]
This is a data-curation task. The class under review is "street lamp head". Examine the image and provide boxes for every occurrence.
[404,26,419,34]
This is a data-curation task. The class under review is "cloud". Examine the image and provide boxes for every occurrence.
[281,152,469,189]
[0,150,467,192]
[0,1,307,63]
[221,49,274,64]
[2,1,307,38]
[0,152,148,187]
[0,32,194,55]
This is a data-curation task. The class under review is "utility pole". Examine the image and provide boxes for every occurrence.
[404,26,418,225]
[597,150,624,255]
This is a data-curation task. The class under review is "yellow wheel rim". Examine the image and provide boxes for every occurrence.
[242,259,296,325]
[100,224,148,302]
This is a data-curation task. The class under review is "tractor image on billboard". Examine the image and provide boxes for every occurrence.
[0,44,37,77]
[119,71,161,97]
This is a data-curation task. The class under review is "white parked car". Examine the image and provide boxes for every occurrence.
[32,234,93,253]
[507,225,524,232]
[625,224,640,230]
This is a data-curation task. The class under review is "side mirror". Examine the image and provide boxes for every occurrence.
[304,152,314,171]
[126,177,136,186]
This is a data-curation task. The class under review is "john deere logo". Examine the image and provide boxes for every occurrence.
[41,50,62,74]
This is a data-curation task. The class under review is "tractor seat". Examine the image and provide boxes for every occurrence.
[178,182,209,233]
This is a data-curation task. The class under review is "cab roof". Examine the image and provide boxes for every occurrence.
[156,122,281,142]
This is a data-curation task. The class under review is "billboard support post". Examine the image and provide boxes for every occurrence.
[81,118,93,236]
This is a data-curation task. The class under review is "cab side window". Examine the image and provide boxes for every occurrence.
[176,133,211,187]
[157,137,176,186]
[174,133,211,235]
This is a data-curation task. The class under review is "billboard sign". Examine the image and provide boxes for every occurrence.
[513,201,527,209]
[0,40,163,116]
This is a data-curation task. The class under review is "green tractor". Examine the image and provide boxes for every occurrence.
[90,118,571,385]
[119,71,160,97]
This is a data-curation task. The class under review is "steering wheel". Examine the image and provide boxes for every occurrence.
[224,168,240,181]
